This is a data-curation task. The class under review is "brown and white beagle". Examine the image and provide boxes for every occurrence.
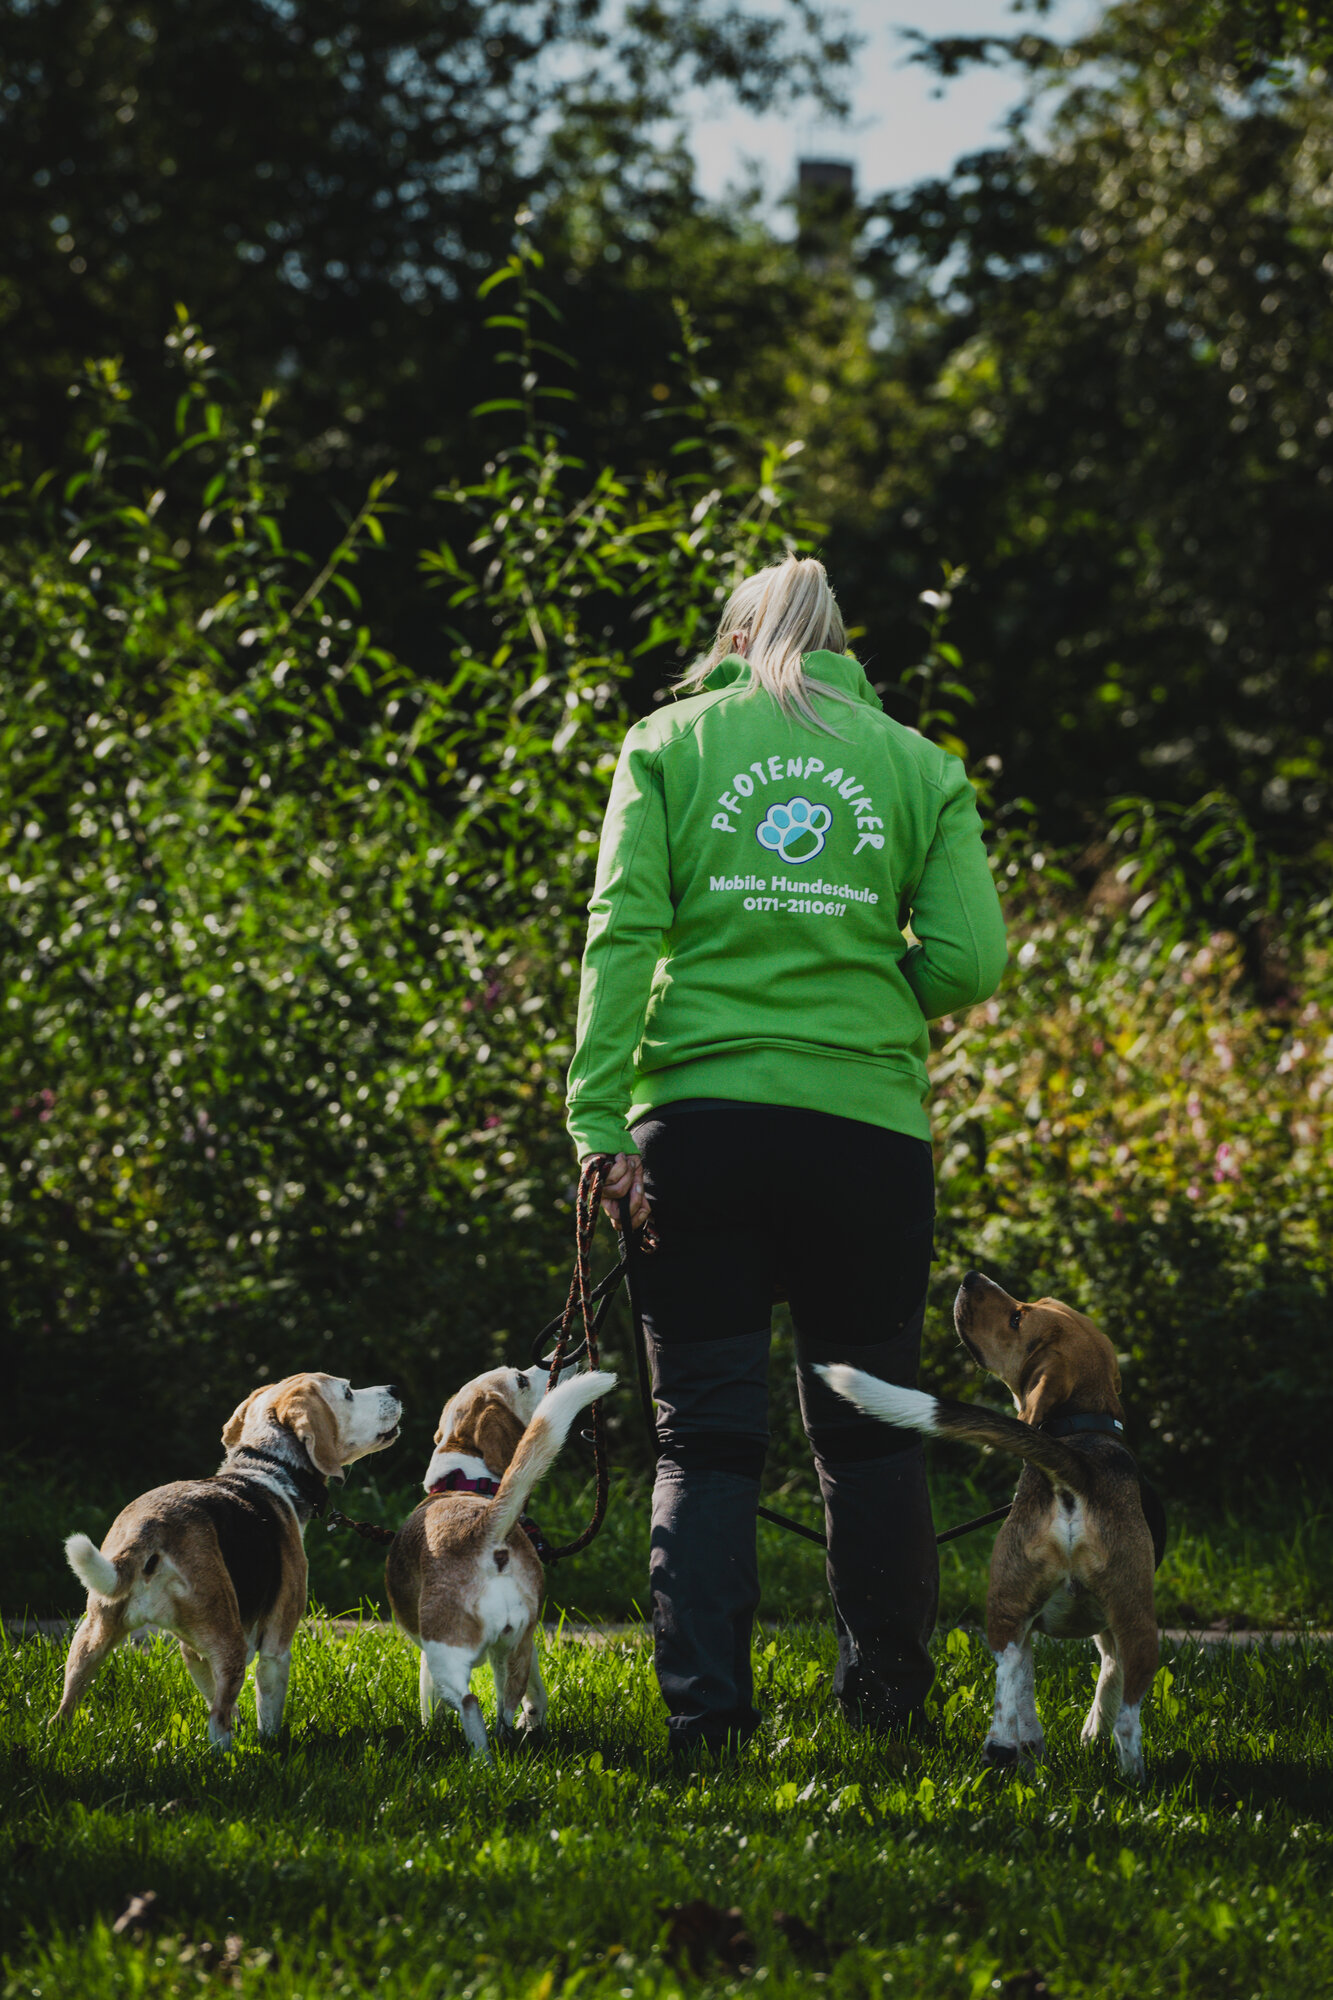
[56,1372,403,1748]
[820,1272,1162,1781]
[386,1364,615,1760]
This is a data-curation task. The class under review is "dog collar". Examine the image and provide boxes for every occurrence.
[425,1470,552,1560]
[230,1445,330,1516]
[1040,1411,1126,1441]
[428,1469,501,1499]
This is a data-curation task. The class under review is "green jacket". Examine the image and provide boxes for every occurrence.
[566,650,1007,1159]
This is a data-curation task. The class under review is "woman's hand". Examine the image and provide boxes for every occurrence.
[583,1151,651,1233]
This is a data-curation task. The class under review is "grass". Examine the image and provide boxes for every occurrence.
[9,1462,1333,1631]
[3,1615,1332,1999]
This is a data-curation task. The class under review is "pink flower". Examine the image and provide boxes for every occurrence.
[1212,1142,1241,1183]
[1186,1184,1201,1200]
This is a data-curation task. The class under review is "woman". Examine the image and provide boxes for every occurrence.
[566,554,1007,1756]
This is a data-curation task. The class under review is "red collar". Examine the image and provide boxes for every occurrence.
[425,1468,552,1561]
[428,1468,501,1499]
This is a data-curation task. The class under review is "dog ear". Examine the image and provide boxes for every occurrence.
[1032,1299,1122,1404]
[221,1387,265,1450]
[472,1396,525,1475]
[271,1376,344,1480]
[1017,1355,1076,1428]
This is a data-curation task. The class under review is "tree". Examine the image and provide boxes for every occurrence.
[0,257,818,1475]
[795,0,1333,864]
[0,0,849,450]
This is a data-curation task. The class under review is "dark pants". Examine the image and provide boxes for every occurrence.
[630,1101,939,1752]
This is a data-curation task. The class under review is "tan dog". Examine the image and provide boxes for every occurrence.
[386,1364,615,1759]
[57,1372,403,1748]
[820,1271,1161,1780]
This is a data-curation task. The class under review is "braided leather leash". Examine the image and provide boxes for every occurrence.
[539,1153,659,1562]
[324,1155,645,1560]
[325,1506,396,1547]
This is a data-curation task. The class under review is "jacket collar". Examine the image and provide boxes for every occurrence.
[702,650,880,709]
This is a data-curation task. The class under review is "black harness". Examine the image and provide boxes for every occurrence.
[229,1444,330,1518]
[1039,1410,1125,1441]
[191,1477,287,1628]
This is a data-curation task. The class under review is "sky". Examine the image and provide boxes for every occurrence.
[688,0,1097,213]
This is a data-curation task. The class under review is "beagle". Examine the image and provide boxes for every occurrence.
[820,1272,1163,1781]
[56,1372,403,1748]
[386,1364,616,1759]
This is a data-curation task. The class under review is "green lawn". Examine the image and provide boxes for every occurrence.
[8,1464,1333,1631]
[3,1614,1331,1999]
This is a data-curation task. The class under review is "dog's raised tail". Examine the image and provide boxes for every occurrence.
[815,1369,1095,1497]
[488,1370,618,1546]
[64,1533,129,1599]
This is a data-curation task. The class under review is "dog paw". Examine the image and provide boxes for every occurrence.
[980,1738,1018,1769]
[497,1718,546,1755]
[1114,1745,1147,1784]
[1017,1734,1046,1764]
[755,796,832,865]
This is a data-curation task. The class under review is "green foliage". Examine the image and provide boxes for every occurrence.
[811,0,1333,860]
[6,0,1332,860]
[922,848,1333,1488]
[0,0,850,471]
[4,1622,1333,1997]
[3,223,1330,1504]
[0,265,815,1480]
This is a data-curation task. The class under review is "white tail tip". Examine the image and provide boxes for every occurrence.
[814,1366,941,1436]
[65,1533,120,1598]
[544,1368,617,1409]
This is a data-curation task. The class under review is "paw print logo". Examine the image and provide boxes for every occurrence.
[756,795,832,865]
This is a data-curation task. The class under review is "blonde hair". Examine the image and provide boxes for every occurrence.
[678,554,852,733]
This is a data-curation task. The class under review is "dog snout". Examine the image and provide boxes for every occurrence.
[386,1384,404,1405]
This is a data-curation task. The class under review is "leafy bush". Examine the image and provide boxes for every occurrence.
[3,254,1329,1506]
[0,260,811,1479]
[923,865,1333,1492]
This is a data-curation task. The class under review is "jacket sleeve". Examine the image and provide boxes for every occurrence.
[566,730,674,1159]
[900,758,1008,1021]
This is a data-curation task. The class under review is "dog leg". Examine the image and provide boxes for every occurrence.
[254,1647,292,1738]
[53,1611,123,1726]
[1111,1621,1158,1784]
[983,1628,1043,1767]
[202,1634,247,1750]
[497,1634,541,1743]
[522,1642,549,1734]
[418,1651,437,1727]
[180,1640,215,1710]
[1081,1630,1123,1745]
[490,1640,519,1742]
[422,1641,490,1760]
[1113,1699,1145,1782]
